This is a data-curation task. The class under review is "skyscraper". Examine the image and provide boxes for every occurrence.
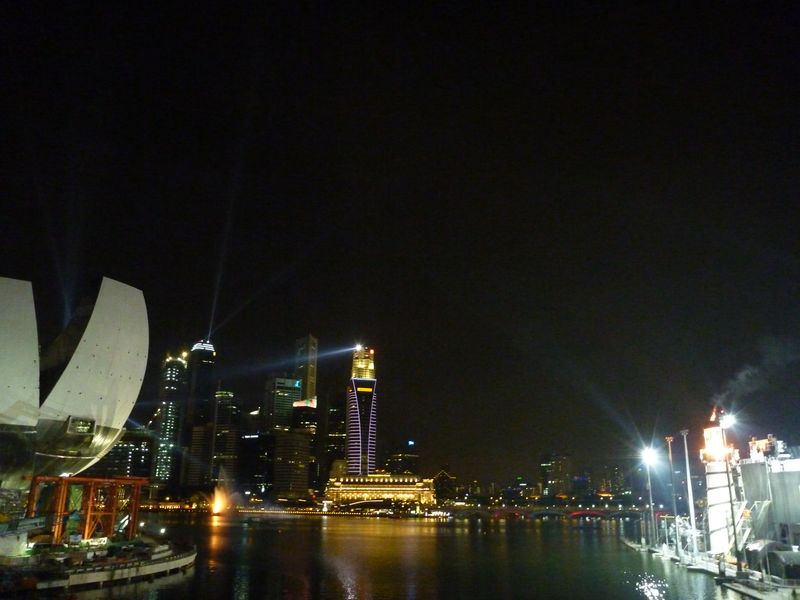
[293,334,319,488]
[345,345,377,475]
[294,334,318,405]
[211,390,241,486]
[183,339,216,487]
[263,377,302,430]
[185,340,216,428]
[152,352,188,486]
[540,452,573,497]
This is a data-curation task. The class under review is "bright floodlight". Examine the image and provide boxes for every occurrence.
[720,414,736,429]
[355,343,363,351]
[641,447,657,466]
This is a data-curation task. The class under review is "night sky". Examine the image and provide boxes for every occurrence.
[3,4,800,484]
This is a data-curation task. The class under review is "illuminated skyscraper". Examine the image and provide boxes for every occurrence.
[152,352,188,486]
[346,346,377,475]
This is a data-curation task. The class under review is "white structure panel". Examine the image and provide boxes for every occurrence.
[0,277,39,426]
[40,277,148,430]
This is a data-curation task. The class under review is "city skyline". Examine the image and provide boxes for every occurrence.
[4,5,800,483]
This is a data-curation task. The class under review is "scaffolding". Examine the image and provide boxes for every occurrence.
[25,475,147,543]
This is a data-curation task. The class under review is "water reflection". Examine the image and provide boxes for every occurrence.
[63,515,744,600]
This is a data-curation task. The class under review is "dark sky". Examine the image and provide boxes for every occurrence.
[3,4,800,484]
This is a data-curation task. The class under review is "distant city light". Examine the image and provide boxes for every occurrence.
[408,440,415,447]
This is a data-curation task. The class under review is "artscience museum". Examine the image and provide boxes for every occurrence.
[0,276,148,490]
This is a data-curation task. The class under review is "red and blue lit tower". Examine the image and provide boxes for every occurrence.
[346,345,377,475]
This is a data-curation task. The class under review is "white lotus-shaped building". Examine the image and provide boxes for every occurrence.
[0,276,148,490]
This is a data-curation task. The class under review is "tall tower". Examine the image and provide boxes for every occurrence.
[211,390,241,486]
[346,345,377,475]
[294,334,318,404]
[152,351,188,486]
[183,339,216,487]
[185,340,216,428]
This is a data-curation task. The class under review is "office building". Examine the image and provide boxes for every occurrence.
[294,334,318,405]
[385,440,420,475]
[152,352,188,486]
[264,377,302,430]
[183,340,216,487]
[211,390,241,486]
[239,432,273,500]
[273,429,311,498]
[324,391,347,467]
[83,428,154,479]
[346,346,377,475]
[540,452,573,497]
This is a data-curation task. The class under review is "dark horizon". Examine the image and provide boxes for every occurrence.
[4,4,800,484]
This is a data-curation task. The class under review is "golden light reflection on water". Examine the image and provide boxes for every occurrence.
[113,515,730,600]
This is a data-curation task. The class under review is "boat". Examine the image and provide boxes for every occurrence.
[1,541,196,593]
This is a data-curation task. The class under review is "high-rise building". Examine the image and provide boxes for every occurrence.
[211,390,241,486]
[83,428,154,479]
[593,463,628,494]
[320,391,346,486]
[152,352,188,486]
[273,429,311,497]
[183,339,217,487]
[346,346,377,475]
[540,452,573,497]
[185,340,216,427]
[293,335,320,489]
[239,432,273,500]
[294,334,318,405]
[385,440,420,475]
[264,377,302,430]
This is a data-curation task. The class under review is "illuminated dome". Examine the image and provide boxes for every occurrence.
[0,276,148,490]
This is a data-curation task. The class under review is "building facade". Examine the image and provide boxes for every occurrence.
[264,377,302,430]
[346,346,377,475]
[325,474,435,506]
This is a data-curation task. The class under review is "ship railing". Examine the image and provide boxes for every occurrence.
[65,546,196,575]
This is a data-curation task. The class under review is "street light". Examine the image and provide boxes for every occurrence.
[720,414,743,574]
[642,446,658,547]
[680,429,699,560]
